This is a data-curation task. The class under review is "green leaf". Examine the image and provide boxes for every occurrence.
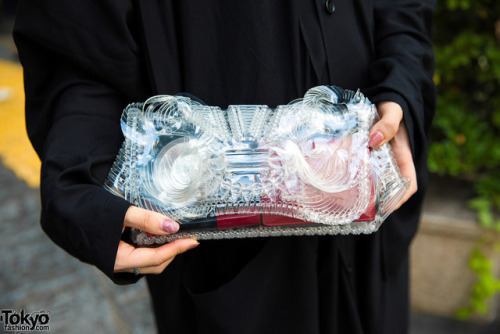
[455,307,472,320]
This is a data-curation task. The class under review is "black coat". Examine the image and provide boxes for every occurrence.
[14,1,435,333]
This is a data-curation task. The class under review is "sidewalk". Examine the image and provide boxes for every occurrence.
[0,164,155,333]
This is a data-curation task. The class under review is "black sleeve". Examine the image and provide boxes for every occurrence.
[365,0,436,162]
[363,0,437,276]
[14,0,150,284]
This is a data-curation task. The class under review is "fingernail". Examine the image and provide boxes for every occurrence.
[188,241,200,250]
[161,219,179,234]
[369,131,384,148]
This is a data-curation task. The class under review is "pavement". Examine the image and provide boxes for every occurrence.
[1,22,500,334]
[0,164,155,334]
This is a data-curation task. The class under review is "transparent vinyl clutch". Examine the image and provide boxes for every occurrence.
[104,86,408,245]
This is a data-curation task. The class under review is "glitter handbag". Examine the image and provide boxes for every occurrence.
[104,86,408,245]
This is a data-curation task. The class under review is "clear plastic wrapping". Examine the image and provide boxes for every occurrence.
[104,86,409,244]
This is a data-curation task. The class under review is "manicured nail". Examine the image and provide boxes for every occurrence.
[369,131,384,148]
[161,219,179,234]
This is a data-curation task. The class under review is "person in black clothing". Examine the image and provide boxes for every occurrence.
[14,1,436,333]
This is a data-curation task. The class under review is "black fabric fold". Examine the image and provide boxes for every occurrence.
[14,0,148,284]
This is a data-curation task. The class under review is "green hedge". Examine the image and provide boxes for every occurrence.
[431,1,500,318]
[431,0,500,225]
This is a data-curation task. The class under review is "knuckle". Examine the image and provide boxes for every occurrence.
[383,122,399,138]
[141,210,154,232]
[150,267,163,275]
[392,123,400,136]
[412,182,418,194]
[159,260,172,272]
[153,258,174,273]
[152,248,174,267]
[151,255,165,267]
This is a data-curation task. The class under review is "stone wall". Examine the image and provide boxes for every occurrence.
[410,176,500,321]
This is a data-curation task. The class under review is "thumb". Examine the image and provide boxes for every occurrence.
[123,206,179,235]
[369,101,403,148]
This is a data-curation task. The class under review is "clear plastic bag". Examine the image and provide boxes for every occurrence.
[104,86,408,244]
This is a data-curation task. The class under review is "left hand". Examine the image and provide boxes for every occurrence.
[369,101,417,211]
[113,206,199,275]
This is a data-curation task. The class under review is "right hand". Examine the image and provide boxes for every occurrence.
[369,101,418,211]
[113,206,199,275]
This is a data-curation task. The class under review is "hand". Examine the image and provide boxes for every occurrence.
[369,101,417,211]
[114,206,199,275]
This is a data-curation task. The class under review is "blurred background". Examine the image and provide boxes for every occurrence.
[1,1,500,333]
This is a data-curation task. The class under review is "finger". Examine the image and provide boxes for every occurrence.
[369,101,403,148]
[126,258,176,275]
[114,238,199,272]
[124,206,179,235]
[390,123,418,211]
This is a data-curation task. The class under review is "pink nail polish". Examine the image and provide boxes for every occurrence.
[161,219,179,233]
[369,131,384,148]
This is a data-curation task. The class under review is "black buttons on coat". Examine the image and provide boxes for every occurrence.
[325,0,335,13]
